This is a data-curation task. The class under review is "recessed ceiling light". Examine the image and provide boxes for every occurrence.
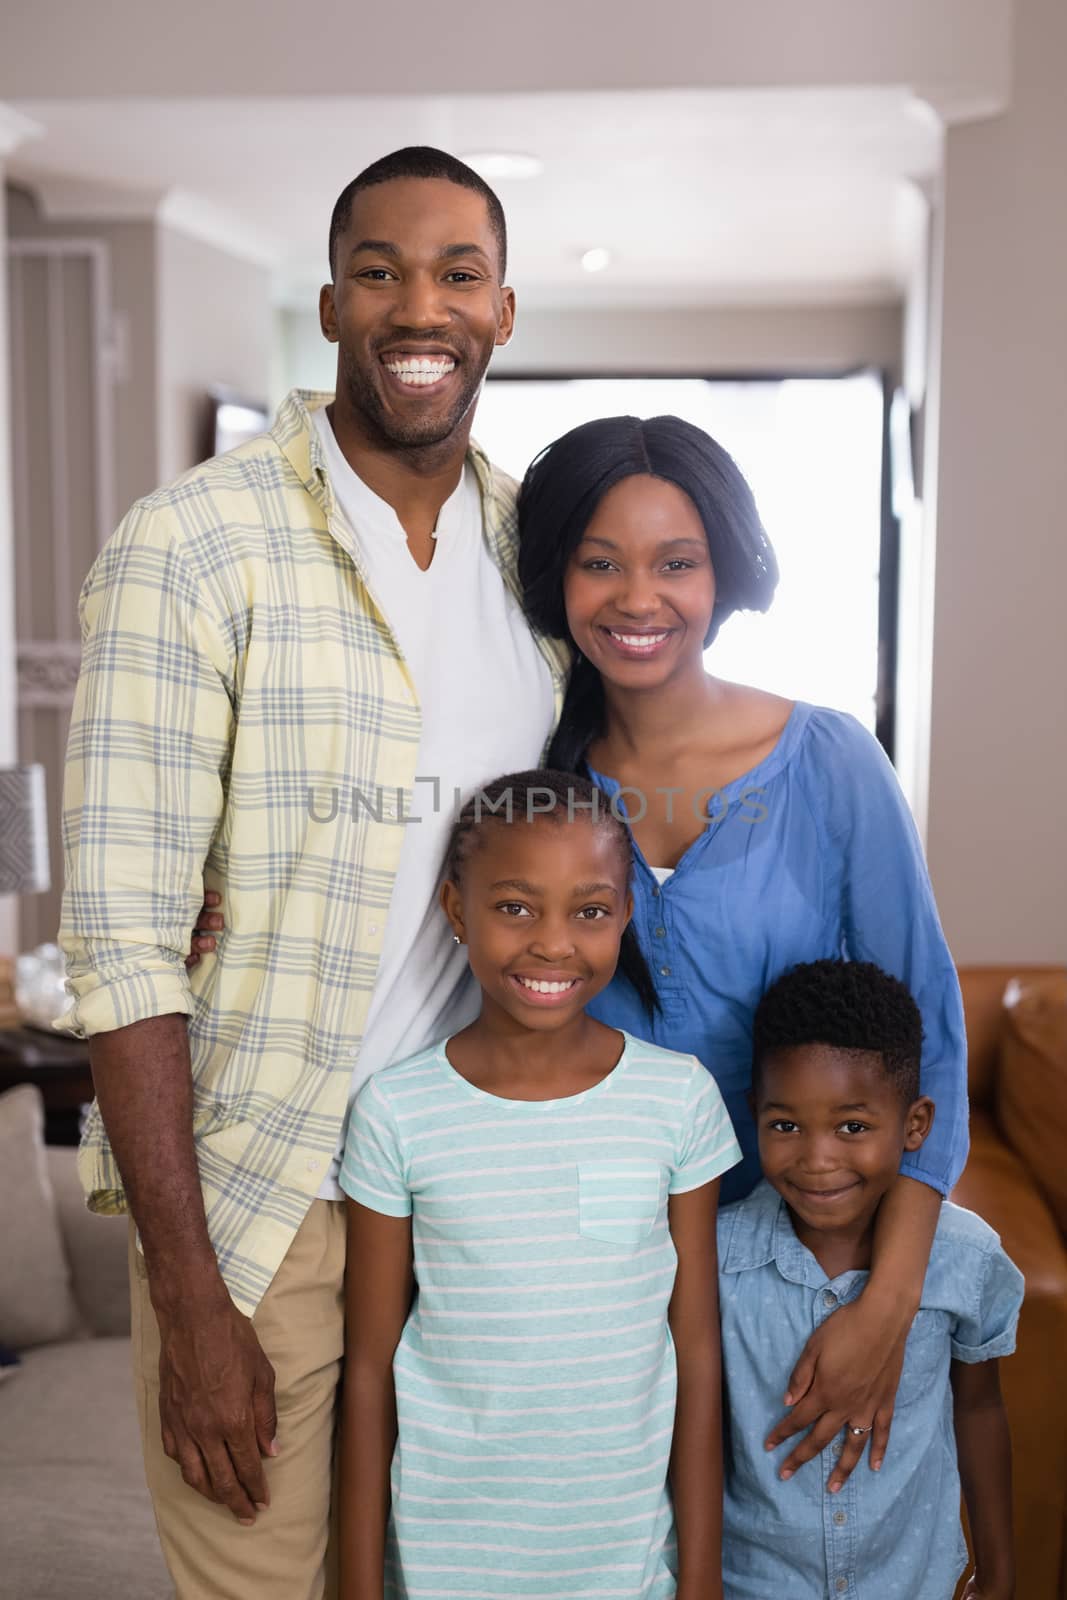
[580,247,612,274]
[462,151,543,181]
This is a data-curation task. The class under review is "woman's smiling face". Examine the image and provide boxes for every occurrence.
[563,474,716,691]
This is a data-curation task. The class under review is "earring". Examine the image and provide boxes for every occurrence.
[452,933,462,945]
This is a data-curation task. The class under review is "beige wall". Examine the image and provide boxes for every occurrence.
[278,300,903,400]
[157,225,272,484]
[925,0,1067,963]
[7,187,275,500]
[6,184,159,510]
[4,190,273,947]
[0,176,17,952]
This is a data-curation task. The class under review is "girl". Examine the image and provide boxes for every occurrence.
[338,769,741,1600]
[516,416,969,1488]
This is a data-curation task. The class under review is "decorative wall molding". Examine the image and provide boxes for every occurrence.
[16,643,81,707]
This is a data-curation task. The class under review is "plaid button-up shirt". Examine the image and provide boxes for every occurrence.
[60,389,569,1313]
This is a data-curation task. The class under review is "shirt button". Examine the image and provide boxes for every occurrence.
[368,922,378,935]
[833,1510,847,1526]
[659,965,671,977]
[832,1440,843,1459]
[651,885,660,898]
[822,1290,837,1309]
[835,1580,848,1594]
[654,926,666,938]
[305,1157,318,1173]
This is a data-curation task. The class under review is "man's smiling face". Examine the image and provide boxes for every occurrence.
[320,176,515,450]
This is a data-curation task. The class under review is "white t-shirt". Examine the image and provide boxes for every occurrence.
[313,410,555,1196]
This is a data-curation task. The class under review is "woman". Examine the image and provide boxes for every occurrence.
[515,414,968,1487]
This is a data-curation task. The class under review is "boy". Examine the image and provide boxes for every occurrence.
[718,959,1022,1600]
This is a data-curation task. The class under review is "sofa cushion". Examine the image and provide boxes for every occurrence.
[996,973,1067,1235]
[0,1085,82,1349]
[0,1335,171,1598]
[46,1146,130,1338]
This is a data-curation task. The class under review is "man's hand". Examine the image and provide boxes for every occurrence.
[156,1285,278,1524]
[764,1296,909,1490]
[88,1017,276,1522]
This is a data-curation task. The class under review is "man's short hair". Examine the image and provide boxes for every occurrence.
[752,959,924,1103]
[328,146,507,279]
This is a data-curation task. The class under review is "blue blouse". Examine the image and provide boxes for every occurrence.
[586,702,968,1207]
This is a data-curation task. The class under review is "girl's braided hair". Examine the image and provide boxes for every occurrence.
[444,769,659,1018]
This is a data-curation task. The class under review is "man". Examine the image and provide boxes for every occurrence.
[60,146,568,1599]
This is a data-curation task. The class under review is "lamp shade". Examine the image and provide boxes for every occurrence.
[0,764,50,895]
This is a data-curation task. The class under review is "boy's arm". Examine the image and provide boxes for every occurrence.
[667,1180,724,1600]
[340,1199,414,1600]
[951,1358,1015,1600]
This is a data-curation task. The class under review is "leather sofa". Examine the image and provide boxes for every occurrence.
[951,966,1067,1600]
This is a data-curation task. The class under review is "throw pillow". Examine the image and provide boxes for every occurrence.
[0,1084,82,1348]
[996,973,1067,1236]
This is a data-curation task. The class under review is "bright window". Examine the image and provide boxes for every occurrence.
[476,374,885,733]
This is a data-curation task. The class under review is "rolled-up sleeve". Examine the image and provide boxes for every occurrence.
[58,501,234,1037]
[818,715,969,1197]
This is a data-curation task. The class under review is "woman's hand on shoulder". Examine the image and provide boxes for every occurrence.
[186,888,224,969]
[763,1292,910,1490]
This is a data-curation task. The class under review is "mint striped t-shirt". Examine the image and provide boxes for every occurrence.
[340,1031,742,1600]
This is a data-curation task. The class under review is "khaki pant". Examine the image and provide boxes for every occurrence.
[130,1201,346,1600]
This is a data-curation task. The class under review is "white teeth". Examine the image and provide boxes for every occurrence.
[610,631,668,649]
[385,357,455,386]
[517,977,577,995]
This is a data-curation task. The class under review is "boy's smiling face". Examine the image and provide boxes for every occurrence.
[754,1044,933,1247]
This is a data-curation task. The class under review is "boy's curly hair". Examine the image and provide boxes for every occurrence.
[752,959,923,1102]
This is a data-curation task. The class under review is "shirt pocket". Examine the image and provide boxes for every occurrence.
[577,1160,665,1246]
[894,1307,952,1408]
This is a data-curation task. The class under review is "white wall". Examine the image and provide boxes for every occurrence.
[925,0,1067,963]
[157,225,273,483]
[277,300,903,401]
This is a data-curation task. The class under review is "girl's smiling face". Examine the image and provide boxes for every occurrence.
[563,474,717,691]
[440,815,633,1035]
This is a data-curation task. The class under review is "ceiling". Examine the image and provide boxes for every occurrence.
[8,88,944,310]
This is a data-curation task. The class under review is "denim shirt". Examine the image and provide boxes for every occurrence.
[587,703,969,1205]
[717,1182,1023,1600]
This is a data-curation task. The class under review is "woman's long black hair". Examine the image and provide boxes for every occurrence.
[517,414,779,773]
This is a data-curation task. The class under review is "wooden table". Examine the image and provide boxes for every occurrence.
[0,1025,94,1145]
